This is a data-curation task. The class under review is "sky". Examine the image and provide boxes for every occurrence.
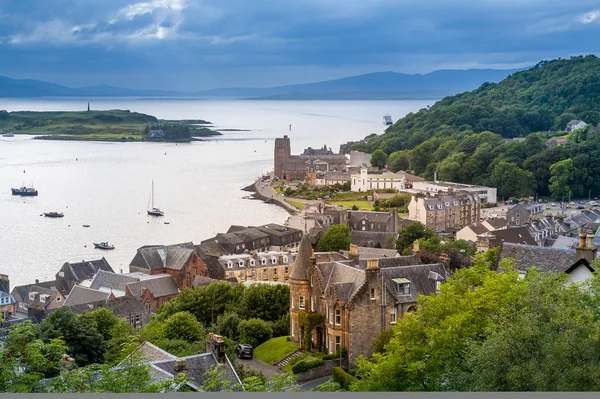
[0,0,599,90]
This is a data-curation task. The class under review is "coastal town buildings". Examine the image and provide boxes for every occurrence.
[565,119,588,132]
[11,281,66,321]
[218,251,295,283]
[55,257,114,295]
[0,275,16,318]
[351,165,406,192]
[506,202,544,227]
[408,193,481,231]
[411,180,497,204]
[274,135,347,180]
[289,236,447,363]
[348,209,406,233]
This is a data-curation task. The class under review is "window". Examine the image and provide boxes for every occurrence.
[285,267,289,274]
[135,314,141,324]
[263,269,268,279]
[250,259,255,266]
[299,296,305,309]
[310,275,313,286]
[227,262,233,268]
[370,287,376,300]
[274,268,278,276]
[311,297,314,312]
[28,292,36,301]
[261,259,267,265]
[238,261,244,267]
[271,257,277,265]
[398,283,410,295]
[283,256,288,263]
[391,308,397,324]
[23,303,28,310]
[335,309,341,325]
[335,336,341,353]
[252,270,257,278]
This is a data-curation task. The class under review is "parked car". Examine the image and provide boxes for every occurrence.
[570,201,576,206]
[577,205,585,210]
[234,344,253,359]
[590,201,598,206]
[551,203,557,207]
[579,200,586,204]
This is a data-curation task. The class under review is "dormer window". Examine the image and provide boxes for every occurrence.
[250,259,255,266]
[39,294,49,303]
[227,261,233,268]
[445,202,450,206]
[238,261,244,267]
[271,257,277,265]
[428,205,434,210]
[393,278,411,295]
[453,201,458,206]
[283,256,288,263]
[261,259,267,265]
[437,204,442,209]
[28,292,37,301]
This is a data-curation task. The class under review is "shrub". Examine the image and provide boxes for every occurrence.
[270,314,290,337]
[332,366,357,390]
[238,318,273,347]
[291,356,324,374]
[322,354,336,361]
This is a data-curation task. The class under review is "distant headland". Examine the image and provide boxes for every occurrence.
[0,108,222,142]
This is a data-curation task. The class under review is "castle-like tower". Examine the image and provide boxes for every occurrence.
[289,233,313,348]
[274,135,291,179]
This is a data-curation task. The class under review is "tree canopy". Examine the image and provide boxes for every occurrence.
[317,224,351,252]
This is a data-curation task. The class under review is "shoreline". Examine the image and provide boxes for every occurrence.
[241,181,297,215]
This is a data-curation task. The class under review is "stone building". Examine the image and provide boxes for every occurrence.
[348,209,406,233]
[506,202,544,227]
[129,242,208,290]
[55,258,114,295]
[218,251,295,283]
[0,275,16,318]
[289,235,447,363]
[408,193,481,232]
[274,135,347,180]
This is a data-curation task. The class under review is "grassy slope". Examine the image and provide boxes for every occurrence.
[253,336,298,365]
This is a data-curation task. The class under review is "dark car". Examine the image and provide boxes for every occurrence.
[577,205,585,210]
[234,344,253,359]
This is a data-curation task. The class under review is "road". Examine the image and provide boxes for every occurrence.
[298,375,334,391]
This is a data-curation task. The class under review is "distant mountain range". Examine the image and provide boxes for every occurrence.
[0,68,523,100]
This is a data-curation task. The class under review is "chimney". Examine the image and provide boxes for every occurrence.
[0,274,10,293]
[438,252,451,268]
[206,333,227,364]
[310,249,317,266]
[576,233,597,263]
[173,359,189,376]
[349,244,360,262]
[367,258,379,270]
[35,279,39,285]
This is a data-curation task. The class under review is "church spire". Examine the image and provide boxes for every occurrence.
[87,102,90,112]
[290,233,312,281]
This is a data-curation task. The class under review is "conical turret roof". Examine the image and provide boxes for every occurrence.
[290,233,312,281]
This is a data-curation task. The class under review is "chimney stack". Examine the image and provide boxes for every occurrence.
[349,244,360,262]
[0,274,10,293]
[367,258,379,270]
[173,359,189,376]
[206,333,227,364]
[576,233,597,263]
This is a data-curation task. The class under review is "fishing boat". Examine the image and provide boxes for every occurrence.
[147,180,164,216]
[44,212,64,218]
[93,242,115,250]
[83,224,90,228]
[12,185,38,196]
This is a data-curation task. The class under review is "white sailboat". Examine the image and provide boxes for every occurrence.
[147,180,164,216]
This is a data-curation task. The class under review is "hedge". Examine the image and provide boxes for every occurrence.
[332,367,357,390]
[291,356,324,374]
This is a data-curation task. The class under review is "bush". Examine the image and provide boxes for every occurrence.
[291,356,324,374]
[322,354,335,360]
[270,314,290,337]
[332,366,358,390]
[238,318,273,347]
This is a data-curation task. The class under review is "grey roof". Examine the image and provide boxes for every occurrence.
[226,226,269,242]
[498,242,578,273]
[550,235,579,250]
[130,242,196,271]
[64,258,114,282]
[89,270,140,294]
[193,275,227,287]
[349,211,392,224]
[357,256,422,269]
[397,170,424,182]
[381,263,447,304]
[10,280,60,303]
[350,231,399,247]
[483,217,507,230]
[317,261,366,304]
[340,247,399,259]
[63,285,110,307]
[253,223,302,238]
[67,296,148,319]
[17,285,62,309]
[126,274,180,298]
[290,234,312,281]
[487,227,538,247]
[464,222,491,235]
[196,242,227,257]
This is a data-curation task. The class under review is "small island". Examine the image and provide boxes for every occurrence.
[0,109,222,142]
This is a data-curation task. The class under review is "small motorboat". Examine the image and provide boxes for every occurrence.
[44,212,64,218]
[83,224,90,228]
[3,132,14,137]
[93,242,115,250]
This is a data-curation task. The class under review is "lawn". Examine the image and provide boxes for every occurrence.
[285,199,305,210]
[253,336,299,365]
[328,201,372,210]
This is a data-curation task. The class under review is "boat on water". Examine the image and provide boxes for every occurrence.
[383,114,393,126]
[44,212,64,218]
[12,185,38,196]
[2,132,14,137]
[83,224,90,228]
[147,180,164,216]
[94,242,115,250]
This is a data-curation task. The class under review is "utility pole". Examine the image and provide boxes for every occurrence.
[589,190,592,201]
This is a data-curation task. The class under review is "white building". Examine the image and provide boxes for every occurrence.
[411,181,497,204]
[565,120,587,132]
[351,165,406,192]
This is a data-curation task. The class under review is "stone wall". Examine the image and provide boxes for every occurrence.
[295,358,349,383]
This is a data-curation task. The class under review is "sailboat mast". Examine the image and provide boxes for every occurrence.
[152,180,154,209]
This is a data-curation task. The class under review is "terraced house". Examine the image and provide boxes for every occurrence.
[218,251,295,283]
[408,192,480,231]
[289,236,447,363]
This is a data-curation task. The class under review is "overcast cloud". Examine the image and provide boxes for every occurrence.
[0,0,598,90]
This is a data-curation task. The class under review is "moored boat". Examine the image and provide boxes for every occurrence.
[93,242,115,250]
[2,132,14,137]
[44,212,64,218]
[147,180,164,216]
[12,186,38,196]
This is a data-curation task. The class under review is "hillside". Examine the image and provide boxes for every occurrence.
[355,55,600,200]
[0,68,519,99]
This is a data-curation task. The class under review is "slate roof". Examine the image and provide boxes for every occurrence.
[63,258,114,282]
[18,285,62,310]
[381,263,447,304]
[396,170,424,182]
[349,211,392,224]
[130,242,196,271]
[464,222,491,236]
[67,296,148,319]
[313,252,348,263]
[254,223,302,238]
[126,274,180,298]
[63,285,110,307]
[357,256,422,269]
[350,231,399,247]
[317,261,366,303]
[89,270,139,296]
[10,280,60,303]
[498,242,578,273]
[196,242,227,258]
[340,247,399,259]
[193,275,227,287]
[483,217,507,230]
[121,341,242,391]
[487,227,538,247]
[290,234,313,281]
[551,235,579,250]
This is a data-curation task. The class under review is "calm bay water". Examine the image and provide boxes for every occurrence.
[0,98,432,287]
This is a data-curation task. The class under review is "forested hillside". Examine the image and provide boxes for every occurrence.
[355,55,600,200]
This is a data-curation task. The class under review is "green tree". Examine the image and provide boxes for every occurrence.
[549,158,575,200]
[238,318,273,347]
[387,150,410,172]
[317,225,351,252]
[489,161,536,199]
[163,311,205,343]
[215,312,241,341]
[238,283,290,322]
[370,149,388,170]
[396,222,435,254]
